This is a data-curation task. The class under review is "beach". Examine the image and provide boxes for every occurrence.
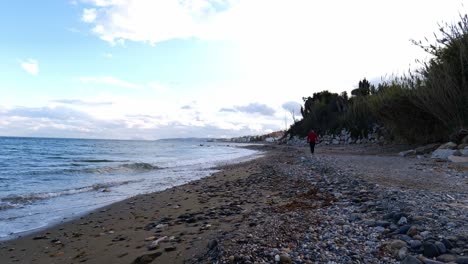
[0,144,467,263]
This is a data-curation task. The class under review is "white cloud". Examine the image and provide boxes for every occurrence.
[79,0,235,44]
[79,76,144,89]
[19,59,39,76]
[82,8,97,23]
[78,0,463,91]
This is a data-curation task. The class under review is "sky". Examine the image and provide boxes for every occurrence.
[0,0,465,140]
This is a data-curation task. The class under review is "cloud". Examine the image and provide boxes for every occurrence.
[78,0,235,44]
[19,59,39,76]
[80,76,143,89]
[52,99,113,106]
[219,107,236,112]
[6,106,92,120]
[82,8,97,23]
[281,101,302,115]
[181,105,193,110]
[0,105,280,140]
[234,103,275,116]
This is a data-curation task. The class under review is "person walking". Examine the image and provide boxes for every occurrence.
[307,129,318,154]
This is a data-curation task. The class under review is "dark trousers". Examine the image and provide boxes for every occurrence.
[309,142,315,154]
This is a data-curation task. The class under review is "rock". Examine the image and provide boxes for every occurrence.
[402,255,423,264]
[398,235,413,243]
[434,241,447,254]
[376,220,391,227]
[274,254,280,262]
[399,225,412,234]
[456,256,468,264]
[409,240,422,249]
[147,236,167,251]
[132,252,162,264]
[208,239,218,250]
[436,254,457,262]
[439,142,458,149]
[420,231,430,238]
[399,150,416,157]
[407,226,418,237]
[398,217,408,225]
[33,235,48,240]
[460,148,468,156]
[423,242,440,258]
[415,144,441,154]
[431,149,458,160]
[349,213,361,222]
[279,254,292,263]
[420,259,445,264]
[448,155,468,163]
[388,239,407,257]
[398,247,408,260]
[375,226,386,233]
[461,134,468,144]
[441,238,454,249]
[164,246,176,252]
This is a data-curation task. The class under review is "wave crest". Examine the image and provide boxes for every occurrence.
[0,180,140,210]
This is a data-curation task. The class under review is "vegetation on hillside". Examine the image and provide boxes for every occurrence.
[288,15,468,144]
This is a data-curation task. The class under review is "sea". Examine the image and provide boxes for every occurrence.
[0,137,260,241]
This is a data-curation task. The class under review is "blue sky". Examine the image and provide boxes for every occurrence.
[0,0,465,139]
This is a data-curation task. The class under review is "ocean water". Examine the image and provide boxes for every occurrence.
[0,137,259,240]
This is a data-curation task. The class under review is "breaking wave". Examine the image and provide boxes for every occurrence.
[0,180,141,211]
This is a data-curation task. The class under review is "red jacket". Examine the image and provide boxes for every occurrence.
[307,132,318,143]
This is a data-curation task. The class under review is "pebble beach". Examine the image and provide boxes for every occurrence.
[0,144,467,264]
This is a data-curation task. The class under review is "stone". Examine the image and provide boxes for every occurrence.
[436,254,457,262]
[376,220,391,227]
[132,252,162,264]
[415,144,441,154]
[409,240,422,249]
[398,247,408,260]
[434,241,447,254]
[441,238,454,249]
[398,235,413,243]
[279,254,292,263]
[398,217,408,225]
[460,148,468,156]
[399,225,412,234]
[375,226,386,233]
[401,255,422,264]
[147,236,167,251]
[274,254,280,262]
[461,135,468,144]
[407,226,418,237]
[456,256,468,264]
[207,239,218,250]
[421,259,445,264]
[388,239,407,257]
[448,155,468,163]
[431,149,458,160]
[423,242,440,258]
[420,231,430,238]
[164,246,176,252]
[439,142,458,149]
[399,150,416,157]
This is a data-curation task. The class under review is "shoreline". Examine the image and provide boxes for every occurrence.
[0,144,271,263]
[0,144,466,263]
[0,145,264,243]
